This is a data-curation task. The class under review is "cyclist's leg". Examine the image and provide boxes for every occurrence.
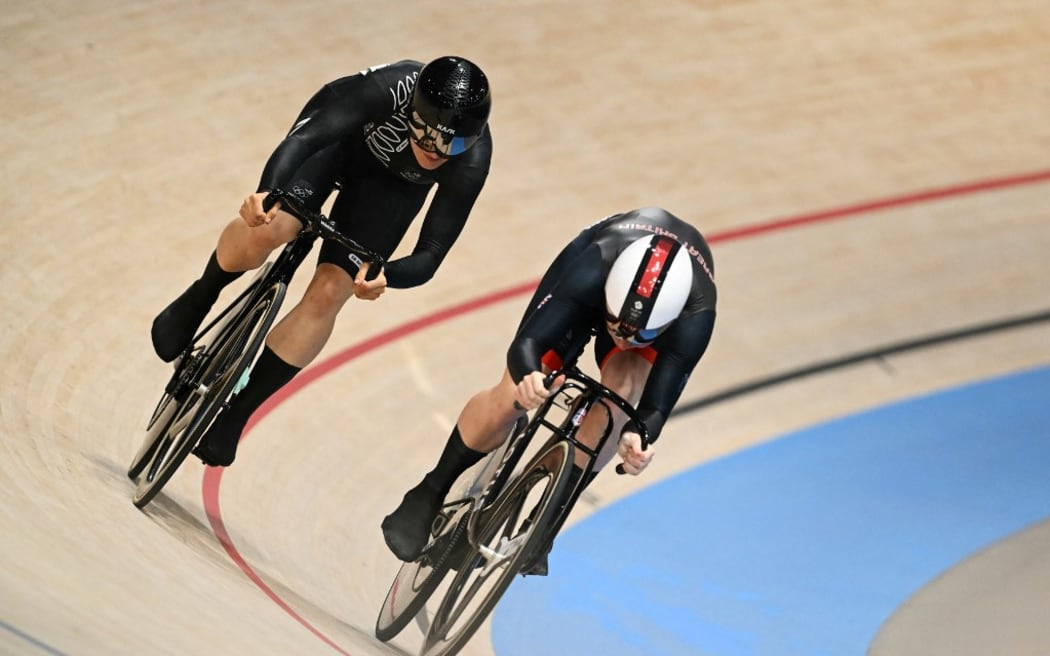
[193,258,360,467]
[382,242,592,561]
[382,368,526,561]
[521,337,653,575]
[214,210,302,271]
[264,166,429,366]
[427,327,586,476]
[384,337,591,562]
[150,169,327,363]
[197,168,427,467]
[587,333,655,469]
[151,217,299,363]
[185,155,346,462]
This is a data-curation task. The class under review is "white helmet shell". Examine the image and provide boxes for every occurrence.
[605,235,692,333]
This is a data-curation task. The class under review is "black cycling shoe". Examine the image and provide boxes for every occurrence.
[191,410,244,467]
[151,284,213,363]
[382,480,445,562]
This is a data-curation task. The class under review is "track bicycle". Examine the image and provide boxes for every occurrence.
[375,360,650,656]
[127,188,385,509]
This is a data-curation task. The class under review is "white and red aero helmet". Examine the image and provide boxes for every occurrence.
[604,235,692,342]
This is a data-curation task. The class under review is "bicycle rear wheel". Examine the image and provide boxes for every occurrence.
[130,280,285,508]
[421,439,574,656]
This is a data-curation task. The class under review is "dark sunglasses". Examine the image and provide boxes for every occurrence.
[408,110,472,158]
[605,313,660,346]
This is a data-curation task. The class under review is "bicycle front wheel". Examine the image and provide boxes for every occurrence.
[421,439,575,656]
[130,280,285,508]
[126,385,182,481]
[375,504,472,642]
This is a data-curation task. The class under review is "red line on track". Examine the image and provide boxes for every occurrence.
[201,168,1050,653]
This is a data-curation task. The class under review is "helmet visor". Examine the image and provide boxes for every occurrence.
[408,109,477,157]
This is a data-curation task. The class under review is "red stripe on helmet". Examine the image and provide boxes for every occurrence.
[635,238,672,298]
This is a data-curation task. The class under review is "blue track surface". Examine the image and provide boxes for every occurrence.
[492,365,1050,655]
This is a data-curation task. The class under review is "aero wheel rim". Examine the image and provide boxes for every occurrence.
[134,392,201,501]
[128,394,178,480]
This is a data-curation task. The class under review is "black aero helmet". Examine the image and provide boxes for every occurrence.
[409,56,491,157]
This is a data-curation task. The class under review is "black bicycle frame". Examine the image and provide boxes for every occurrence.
[461,364,651,556]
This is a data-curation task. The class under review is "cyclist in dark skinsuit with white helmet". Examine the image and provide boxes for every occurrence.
[149,56,493,467]
[383,207,717,574]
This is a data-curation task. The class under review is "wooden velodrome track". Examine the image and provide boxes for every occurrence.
[3,1,1048,654]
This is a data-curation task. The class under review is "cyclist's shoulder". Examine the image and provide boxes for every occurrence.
[555,243,606,299]
[322,59,423,102]
[437,149,493,192]
[355,59,424,83]
[430,127,493,191]
[607,206,704,237]
[596,207,713,273]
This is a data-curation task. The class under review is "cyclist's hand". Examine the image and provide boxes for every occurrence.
[240,192,279,227]
[353,262,387,301]
[617,431,652,476]
[513,371,564,410]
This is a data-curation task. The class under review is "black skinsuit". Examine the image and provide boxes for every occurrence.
[507,208,717,442]
[256,60,492,288]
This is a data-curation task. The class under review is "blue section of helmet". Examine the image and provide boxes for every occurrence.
[449,136,469,156]
[636,326,661,343]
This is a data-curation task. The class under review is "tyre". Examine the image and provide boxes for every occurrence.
[420,439,574,656]
[130,281,284,508]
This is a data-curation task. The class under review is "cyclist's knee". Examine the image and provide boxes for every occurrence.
[219,214,298,267]
[459,372,522,449]
[481,375,521,422]
[300,264,355,311]
[250,212,301,250]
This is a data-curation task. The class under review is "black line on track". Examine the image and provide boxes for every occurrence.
[0,619,69,656]
[673,308,1050,416]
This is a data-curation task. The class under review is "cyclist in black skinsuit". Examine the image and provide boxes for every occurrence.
[149,56,493,467]
[383,207,717,573]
